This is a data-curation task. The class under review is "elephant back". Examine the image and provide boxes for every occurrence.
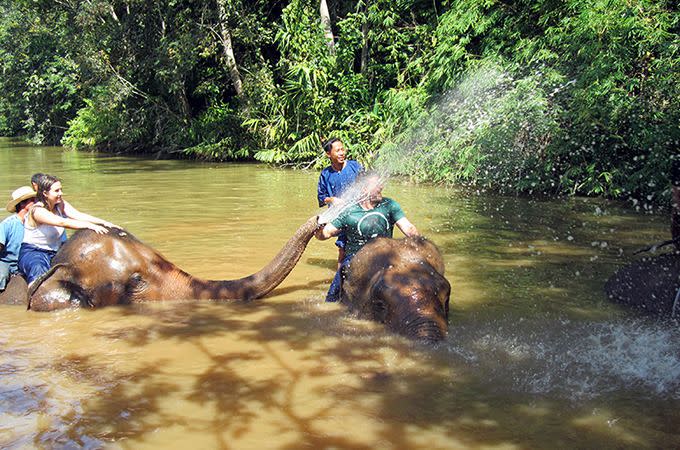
[402,236,446,275]
[605,252,680,315]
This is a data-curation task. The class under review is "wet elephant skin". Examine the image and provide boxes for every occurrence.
[0,274,28,305]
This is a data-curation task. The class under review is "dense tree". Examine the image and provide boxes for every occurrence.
[0,1,83,143]
[0,0,677,203]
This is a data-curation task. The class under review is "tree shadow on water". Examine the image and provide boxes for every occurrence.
[34,297,679,449]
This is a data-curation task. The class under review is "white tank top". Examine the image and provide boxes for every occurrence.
[23,203,66,251]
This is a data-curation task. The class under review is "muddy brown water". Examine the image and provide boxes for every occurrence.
[1,139,678,448]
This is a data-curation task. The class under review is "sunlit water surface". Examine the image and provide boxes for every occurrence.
[1,139,678,448]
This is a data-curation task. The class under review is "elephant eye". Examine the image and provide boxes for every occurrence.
[130,273,143,284]
[126,273,148,296]
[64,282,92,308]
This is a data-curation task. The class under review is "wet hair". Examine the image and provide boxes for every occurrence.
[355,170,386,196]
[35,174,60,207]
[322,137,342,153]
[355,170,382,184]
[30,172,46,188]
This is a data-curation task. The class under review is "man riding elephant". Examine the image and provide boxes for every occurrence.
[315,171,420,302]
[315,171,450,342]
[1,186,36,292]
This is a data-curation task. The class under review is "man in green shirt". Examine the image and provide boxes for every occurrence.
[315,171,420,302]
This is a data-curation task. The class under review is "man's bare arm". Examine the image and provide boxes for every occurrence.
[395,217,419,238]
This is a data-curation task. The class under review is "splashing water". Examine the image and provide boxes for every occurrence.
[371,63,568,192]
[446,316,680,400]
[318,171,391,224]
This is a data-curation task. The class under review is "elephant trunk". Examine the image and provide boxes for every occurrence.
[175,216,320,301]
[398,313,448,343]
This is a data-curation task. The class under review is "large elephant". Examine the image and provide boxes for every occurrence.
[340,236,450,343]
[604,252,680,316]
[6,216,320,311]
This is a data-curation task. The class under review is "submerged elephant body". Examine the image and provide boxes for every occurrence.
[341,236,450,342]
[23,216,320,311]
[0,274,28,305]
[605,252,680,316]
[1,217,451,344]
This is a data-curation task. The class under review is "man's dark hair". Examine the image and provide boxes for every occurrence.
[31,172,46,186]
[322,137,342,153]
[16,198,34,212]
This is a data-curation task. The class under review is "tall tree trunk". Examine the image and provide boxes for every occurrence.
[360,2,370,74]
[360,21,369,74]
[216,0,243,96]
[180,84,191,121]
[320,0,335,54]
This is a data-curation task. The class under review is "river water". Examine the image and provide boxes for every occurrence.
[1,139,678,448]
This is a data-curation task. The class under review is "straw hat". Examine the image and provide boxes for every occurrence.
[6,186,37,213]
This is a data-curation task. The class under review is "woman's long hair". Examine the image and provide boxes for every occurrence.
[35,174,60,210]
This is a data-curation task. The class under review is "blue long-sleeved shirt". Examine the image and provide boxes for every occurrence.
[317,160,363,207]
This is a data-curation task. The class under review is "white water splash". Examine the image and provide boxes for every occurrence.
[318,171,390,224]
[446,316,680,399]
[372,63,565,192]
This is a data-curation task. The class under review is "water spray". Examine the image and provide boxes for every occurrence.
[318,171,391,225]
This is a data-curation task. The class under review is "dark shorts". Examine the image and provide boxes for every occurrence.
[326,254,353,302]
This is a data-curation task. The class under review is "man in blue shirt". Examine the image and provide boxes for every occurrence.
[317,138,363,269]
[1,186,36,291]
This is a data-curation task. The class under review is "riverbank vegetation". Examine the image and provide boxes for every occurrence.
[0,0,677,204]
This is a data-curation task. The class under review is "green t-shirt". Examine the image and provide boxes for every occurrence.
[331,197,406,257]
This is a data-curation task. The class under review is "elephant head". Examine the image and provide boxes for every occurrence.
[28,216,321,311]
[341,236,450,343]
[605,252,680,316]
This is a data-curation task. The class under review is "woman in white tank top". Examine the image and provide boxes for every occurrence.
[18,174,116,284]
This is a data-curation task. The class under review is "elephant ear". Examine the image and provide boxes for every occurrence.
[27,263,78,311]
[368,274,389,323]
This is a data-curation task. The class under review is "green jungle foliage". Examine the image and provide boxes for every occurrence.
[0,0,677,203]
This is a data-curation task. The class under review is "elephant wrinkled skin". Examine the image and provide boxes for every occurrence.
[341,236,450,342]
[605,252,680,316]
[2,216,320,311]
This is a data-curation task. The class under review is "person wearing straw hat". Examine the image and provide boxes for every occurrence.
[0,186,37,291]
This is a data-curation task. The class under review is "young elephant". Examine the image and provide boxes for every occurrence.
[341,236,450,343]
